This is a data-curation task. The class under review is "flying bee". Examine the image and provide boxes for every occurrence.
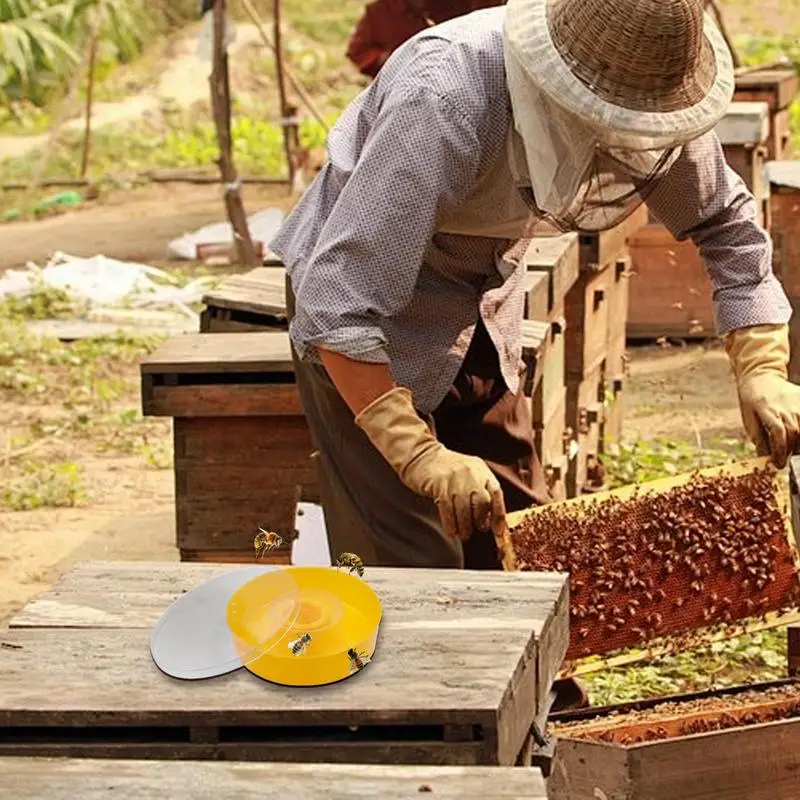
[254,529,283,559]
[335,552,364,577]
[289,633,312,656]
[347,647,370,674]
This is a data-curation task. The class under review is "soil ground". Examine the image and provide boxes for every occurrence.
[0,3,785,633]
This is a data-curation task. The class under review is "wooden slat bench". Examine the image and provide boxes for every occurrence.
[4,757,547,799]
[140,332,317,563]
[0,561,569,767]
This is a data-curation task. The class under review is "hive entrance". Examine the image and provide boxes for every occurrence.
[505,458,800,664]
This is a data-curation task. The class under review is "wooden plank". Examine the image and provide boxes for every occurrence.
[578,202,648,273]
[546,739,631,800]
[565,267,611,379]
[2,757,547,799]
[141,332,295,375]
[627,717,800,800]
[2,563,568,765]
[143,385,303,418]
[522,233,580,312]
[522,271,550,322]
[202,267,288,317]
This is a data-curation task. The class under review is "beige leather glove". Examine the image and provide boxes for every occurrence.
[725,323,800,468]
[354,386,506,541]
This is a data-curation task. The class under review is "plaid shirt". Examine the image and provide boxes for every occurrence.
[270,8,791,414]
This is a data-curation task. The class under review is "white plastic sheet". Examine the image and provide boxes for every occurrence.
[0,252,216,322]
[167,208,285,261]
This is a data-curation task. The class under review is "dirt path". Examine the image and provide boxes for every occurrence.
[0,182,296,270]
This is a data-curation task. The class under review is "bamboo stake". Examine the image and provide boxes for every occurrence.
[210,0,259,266]
[25,0,107,207]
[237,0,329,132]
[272,0,296,188]
[80,27,100,178]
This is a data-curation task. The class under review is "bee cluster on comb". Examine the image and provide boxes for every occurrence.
[508,464,800,662]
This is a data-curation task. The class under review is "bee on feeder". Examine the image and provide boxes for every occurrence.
[254,529,283,559]
[289,633,313,656]
[347,647,370,674]
[335,552,365,577]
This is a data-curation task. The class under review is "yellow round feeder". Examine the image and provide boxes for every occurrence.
[226,565,382,687]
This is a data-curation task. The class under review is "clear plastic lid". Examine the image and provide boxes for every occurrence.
[226,569,345,663]
[149,565,299,680]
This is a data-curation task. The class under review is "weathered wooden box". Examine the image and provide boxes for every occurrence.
[521,234,580,501]
[734,66,799,162]
[4,757,547,799]
[0,561,569,768]
[767,162,800,383]
[627,101,772,340]
[140,332,317,563]
[546,679,800,800]
[200,267,289,333]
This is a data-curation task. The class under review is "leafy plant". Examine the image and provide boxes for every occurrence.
[1,459,88,509]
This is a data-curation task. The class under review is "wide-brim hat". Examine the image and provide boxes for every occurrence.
[502,0,736,150]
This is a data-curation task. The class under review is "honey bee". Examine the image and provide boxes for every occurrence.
[347,647,370,674]
[289,633,312,656]
[335,552,364,577]
[254,529,283,559]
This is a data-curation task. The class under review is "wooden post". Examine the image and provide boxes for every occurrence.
[210,0,259,266]
[80,28,100,179]
[272,0,295,189]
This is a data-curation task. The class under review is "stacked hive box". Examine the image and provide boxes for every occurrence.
[733,66,799,163]
[767,162,800,383]
[563,204,649,496]
[140,331,317,563]
[627,100,775,340]
[519,234,580,501]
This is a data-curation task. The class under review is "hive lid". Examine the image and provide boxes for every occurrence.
[149,565,300,679]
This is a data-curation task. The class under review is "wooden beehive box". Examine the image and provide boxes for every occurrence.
[200,267,289,333]
[0,561,569,768]
[627,101,772,340]
[140,332,317,563]
[546,678,800,800]
[767,162,800,383]
[563,204,647,496]
[734,66,799,162]
[4,757,548,799]
[521,234,580,501]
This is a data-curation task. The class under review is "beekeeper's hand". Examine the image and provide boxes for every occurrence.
[354,386,506,541]
[725,324,800,468]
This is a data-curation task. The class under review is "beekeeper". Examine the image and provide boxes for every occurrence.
[271,0,798,571]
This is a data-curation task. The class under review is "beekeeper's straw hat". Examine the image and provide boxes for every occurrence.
[502,0,736,150]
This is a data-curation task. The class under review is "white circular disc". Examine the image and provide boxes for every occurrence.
[149,565,284,680]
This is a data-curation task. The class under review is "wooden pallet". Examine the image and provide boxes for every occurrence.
[3,757,547,799]
[200,267,289,333]
[140,332,317,563]
[0,561,569,767]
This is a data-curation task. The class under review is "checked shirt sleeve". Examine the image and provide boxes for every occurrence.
[644,130,791,336]
[289,85,483,364]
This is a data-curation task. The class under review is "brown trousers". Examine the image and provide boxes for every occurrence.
[286,278,550,569]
